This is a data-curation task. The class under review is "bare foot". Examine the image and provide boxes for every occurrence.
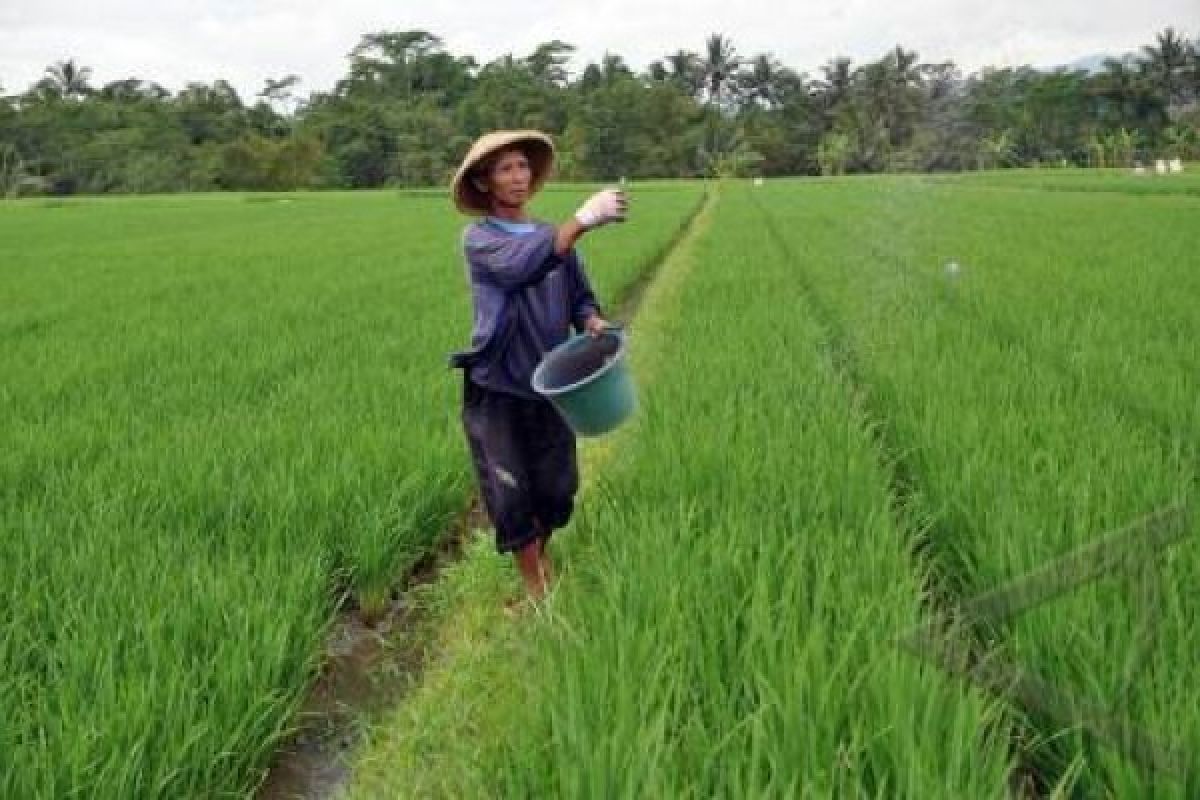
[514,539,547,601]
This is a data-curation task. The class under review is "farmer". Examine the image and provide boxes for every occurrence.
[449,130,628,603]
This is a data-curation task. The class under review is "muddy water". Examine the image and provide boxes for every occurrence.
[256,503,487,800]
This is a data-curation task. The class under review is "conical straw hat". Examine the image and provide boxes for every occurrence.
[450,130,555,215]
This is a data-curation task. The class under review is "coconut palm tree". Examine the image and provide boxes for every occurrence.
[881,46,925,144]
[600,53,633,84]
[1141,27,1190,107]
[645,60,669,83]
[258,75,301,115]
[815,57,855,121]
[525,40,575,87]
[888,46,922,94]
[702,34,740,110]
[43,59,92,99]
[738,53,785,109]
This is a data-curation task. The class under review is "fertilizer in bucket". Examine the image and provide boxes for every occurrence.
[532,328,636,437]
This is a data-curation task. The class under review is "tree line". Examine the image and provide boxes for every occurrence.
[1,27,1197,195]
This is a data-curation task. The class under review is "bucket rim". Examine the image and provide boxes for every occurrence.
[531,330,628,398]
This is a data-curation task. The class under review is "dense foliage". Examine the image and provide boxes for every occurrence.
[2,28,1198,194]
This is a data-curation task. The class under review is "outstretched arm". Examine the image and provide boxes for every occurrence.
[470,188,629,290]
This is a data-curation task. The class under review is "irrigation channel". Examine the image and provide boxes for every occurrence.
[256,188,712,799]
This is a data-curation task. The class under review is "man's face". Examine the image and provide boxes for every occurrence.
[483,148,532,211]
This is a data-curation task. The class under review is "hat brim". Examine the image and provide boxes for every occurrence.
[451,131,555,215]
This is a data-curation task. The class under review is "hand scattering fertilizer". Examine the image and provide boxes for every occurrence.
[532,326,636,437]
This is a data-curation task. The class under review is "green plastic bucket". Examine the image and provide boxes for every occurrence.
[532,327,636,437]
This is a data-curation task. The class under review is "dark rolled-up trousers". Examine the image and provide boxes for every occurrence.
[462,376,579,553]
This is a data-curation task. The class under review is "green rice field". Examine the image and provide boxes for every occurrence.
[4,169,1198,798]
[0,185,703,797]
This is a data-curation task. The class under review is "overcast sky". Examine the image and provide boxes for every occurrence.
[1,1,1194,100]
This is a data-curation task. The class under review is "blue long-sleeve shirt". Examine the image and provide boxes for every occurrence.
[450,217,601,398]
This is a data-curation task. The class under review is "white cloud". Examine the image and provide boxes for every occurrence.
[0,0,1193,99]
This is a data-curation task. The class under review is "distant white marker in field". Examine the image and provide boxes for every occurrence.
[945,261,962,278]
[1169,158,1183,174]
[1155,159,1168,175]
[753,177,764,187]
